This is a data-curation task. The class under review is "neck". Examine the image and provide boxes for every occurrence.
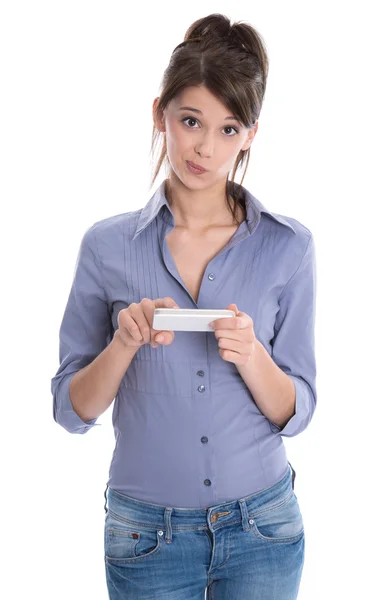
[165,176,243,232]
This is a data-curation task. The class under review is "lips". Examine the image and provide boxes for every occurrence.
[187,160,207,172]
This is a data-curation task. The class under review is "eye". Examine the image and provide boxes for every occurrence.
[181,116,239,136]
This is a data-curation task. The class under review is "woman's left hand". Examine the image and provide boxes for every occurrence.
[209,303,258,366]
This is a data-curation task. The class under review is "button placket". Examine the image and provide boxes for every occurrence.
[195,367,211,490]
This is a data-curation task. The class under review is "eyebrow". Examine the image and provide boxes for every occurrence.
[178,106,238,121]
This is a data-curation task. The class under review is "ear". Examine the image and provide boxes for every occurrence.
[242,120,259,152]
[152,97,165,131]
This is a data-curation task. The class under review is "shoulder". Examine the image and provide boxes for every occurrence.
[84,209,142,242]
[264,210,315,270]
[268,209,313,239]
[269,205,314,235]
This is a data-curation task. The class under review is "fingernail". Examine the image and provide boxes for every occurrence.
[156,335,164,343]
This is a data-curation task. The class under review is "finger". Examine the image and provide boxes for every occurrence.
[214,329,244,342]
[151,298,179,346]
[153,297,180,309]
[132,301,152,344]
[141,299,160,346]
[154,330,175,345]
[119,310,144,342]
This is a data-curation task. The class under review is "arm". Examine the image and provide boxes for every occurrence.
[51,225,134,433]
[237,341,296,429]
[238,233,318,436]
[69,331,138,423]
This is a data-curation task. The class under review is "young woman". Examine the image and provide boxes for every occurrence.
[52,12,317,600]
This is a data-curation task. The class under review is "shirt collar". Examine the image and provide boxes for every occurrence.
[133,178,295,240]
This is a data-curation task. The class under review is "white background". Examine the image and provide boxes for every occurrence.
[1,1,384,598]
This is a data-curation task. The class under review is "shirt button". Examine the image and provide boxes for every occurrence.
[197,370,205,377]
[201,436,208,443]
[208,273,215,281]
[204,479,211,486]
[198,385,205,392]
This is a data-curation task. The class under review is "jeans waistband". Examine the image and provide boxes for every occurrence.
[103,462,296,541]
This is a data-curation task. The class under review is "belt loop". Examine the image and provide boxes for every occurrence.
[164,507,173,543]
[104,482,108,514]
[288,461,296,490]
[238,498,250,531]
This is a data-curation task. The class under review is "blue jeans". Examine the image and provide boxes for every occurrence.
[103,462,304,599]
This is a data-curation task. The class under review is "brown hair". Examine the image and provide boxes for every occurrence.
[150,13,269,225]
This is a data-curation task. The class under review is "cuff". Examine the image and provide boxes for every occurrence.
[269,375,312,437]
[53,372,100,434]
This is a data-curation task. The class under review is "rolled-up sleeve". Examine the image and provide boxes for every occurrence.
[269,233,317,437]
[51,225,112,434]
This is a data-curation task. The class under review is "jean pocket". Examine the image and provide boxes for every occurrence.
[249,491,304,543]
[104,510,164,564]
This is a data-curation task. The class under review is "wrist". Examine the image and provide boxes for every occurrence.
[112,329,139,356]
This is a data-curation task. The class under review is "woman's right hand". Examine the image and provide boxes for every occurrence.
[115,297,180,350]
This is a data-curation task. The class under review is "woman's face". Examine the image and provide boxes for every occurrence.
[153,85,258,187]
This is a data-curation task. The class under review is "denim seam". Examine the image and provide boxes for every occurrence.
[248,489,293,518]
[107,489,293,532]
[108,509,207,531]
[250,524,305,544]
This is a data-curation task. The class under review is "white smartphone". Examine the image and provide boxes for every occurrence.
[152,308,236,332]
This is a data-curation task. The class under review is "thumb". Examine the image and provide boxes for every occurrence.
[228,303,239,314]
